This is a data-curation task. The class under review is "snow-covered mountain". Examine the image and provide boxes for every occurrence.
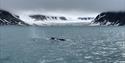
[27,14,94,26]
[17,11,95,26]
[91,11,125,26]
[0,9,96,26]
[29,14,94,21]
[0,10,28,25]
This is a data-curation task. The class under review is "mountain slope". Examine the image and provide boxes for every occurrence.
[29,14,94,21]
[0,10,28,25]
[92,12,125,26]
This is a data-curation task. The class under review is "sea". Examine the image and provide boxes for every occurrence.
[0,26,125,63]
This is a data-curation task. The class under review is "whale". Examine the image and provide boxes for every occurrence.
[50,37,66,41]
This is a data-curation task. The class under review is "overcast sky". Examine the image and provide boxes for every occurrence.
[0,0,125,12]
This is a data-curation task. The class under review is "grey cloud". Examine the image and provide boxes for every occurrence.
[0,0,125,12]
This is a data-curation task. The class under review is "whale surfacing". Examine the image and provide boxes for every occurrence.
[50,37,66,41]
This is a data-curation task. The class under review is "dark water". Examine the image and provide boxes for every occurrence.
[0,26,125,63]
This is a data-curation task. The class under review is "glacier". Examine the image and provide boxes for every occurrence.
[16,10,97,26]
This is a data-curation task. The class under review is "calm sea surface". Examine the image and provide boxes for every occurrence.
[0,26,125,63]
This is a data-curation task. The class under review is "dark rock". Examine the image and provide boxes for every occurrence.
[30,14,67,21]
[51,16,57,20]
[59,16,67,20]
[0,9,28,25]
[29,15,47,21]
[78,17,94,20]
[92,11,125,26]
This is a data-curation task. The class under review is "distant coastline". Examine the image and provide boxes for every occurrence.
[0,9,125,26]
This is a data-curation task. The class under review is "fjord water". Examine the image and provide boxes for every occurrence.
[0,26,125,63]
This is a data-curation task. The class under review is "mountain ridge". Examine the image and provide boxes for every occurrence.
[92,11,125,26]
[29,14,94,21]
[1,9,125,26]
[0,9,28,25]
